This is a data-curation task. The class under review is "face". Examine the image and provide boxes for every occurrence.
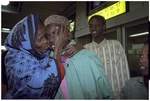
[35,26,49,53]
[88,18,106,38]
[46,23,70,51]
[46,24,59,51]
[139,44,149,76]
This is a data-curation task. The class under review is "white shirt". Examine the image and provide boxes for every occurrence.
[84,38,130,98]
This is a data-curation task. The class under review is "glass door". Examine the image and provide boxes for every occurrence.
[124,22,149,77]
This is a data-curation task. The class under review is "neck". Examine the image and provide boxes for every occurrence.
[93,36,104,44]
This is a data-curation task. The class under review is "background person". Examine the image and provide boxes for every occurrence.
[84,15,130,98]
[3,14,66,99]
[44,14,115,99]
[120,40,149,99]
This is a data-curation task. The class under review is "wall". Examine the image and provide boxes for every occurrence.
[74,1,149,38]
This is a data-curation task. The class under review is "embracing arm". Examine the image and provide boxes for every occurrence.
[63,43,85,58]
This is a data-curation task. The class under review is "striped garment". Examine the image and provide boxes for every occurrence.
[84,38,130,98]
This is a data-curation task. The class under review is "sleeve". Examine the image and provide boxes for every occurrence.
[5,51,61,98]
[83,51,116,99]
[117,41,130,83]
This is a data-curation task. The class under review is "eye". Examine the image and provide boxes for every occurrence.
[45,34,50,39]
[88,25,92,28]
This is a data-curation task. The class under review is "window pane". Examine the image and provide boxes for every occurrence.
[125,23,149,77]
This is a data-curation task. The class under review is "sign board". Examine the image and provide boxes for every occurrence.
[88,1,126,20]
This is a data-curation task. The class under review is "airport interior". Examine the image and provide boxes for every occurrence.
[1,1,149,98]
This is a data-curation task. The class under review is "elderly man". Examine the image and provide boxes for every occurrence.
[44,14,115,99]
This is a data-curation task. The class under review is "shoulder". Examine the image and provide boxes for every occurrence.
[106,39,121,45]
[84,42,92,47]
[77,49,98,57]
[124,77,143,86]
[72,49,101,62]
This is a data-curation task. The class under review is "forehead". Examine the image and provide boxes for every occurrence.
[47,23,60,27]
[89,18,102,24]
[37,26,45,36]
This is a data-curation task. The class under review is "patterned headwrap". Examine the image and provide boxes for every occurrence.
[5,14,47,59]
[4,14,61,99]
[44,14,70,29]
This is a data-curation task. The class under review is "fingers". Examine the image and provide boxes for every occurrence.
[63,45,76,58]
[63,50,76,58]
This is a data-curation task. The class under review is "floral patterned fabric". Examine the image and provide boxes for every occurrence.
[4,14,62,99]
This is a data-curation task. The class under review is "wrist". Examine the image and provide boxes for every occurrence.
[53,48,63,61]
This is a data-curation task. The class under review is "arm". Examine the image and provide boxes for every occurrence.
[88,53,116,99]
[78,50,116,99]
[63,43,85,58]
[117,41,130,83]
[4,50,62,98]
[53,24,70,61]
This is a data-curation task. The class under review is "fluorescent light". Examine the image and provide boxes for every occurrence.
[2,28,10,33]
[1,46,6,50]
[129,32,149,37]
[1,1,9,6]
[2,28,10,31]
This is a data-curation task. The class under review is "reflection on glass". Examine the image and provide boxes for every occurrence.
[125,23,149,77]
[104,31,117,40]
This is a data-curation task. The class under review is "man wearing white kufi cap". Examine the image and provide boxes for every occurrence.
[44,14,116,99]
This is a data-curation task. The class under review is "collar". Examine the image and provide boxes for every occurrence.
[92,38,107,48]
[137,77,144,83]
[136,77,147,87]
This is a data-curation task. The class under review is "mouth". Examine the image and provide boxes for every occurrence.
[91,31,97,35]
[140,66,148,71]
[43,44,50,50]
[49,42,55,50]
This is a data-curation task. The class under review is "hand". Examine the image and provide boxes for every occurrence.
[53,24,70,61]
[54,24,70,51]
[63,44,85,58]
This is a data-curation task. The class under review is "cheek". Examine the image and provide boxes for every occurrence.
[49,34,55,42]
[35,41,42,50]
[145,59,149,67]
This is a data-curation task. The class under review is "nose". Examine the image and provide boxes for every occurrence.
[43,36,48,44]
[49,33,55,42]
[90,25,97,32]
[139,56,144,66]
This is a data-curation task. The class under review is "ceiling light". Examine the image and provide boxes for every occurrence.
[1,0,9,6]
[2,28,10,31]
[1,46,6,50]
[2,28,10,33]
[129,32,149,37]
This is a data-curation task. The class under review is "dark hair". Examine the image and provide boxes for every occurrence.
[89,15,106,25]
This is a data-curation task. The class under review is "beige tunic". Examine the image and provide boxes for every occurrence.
[84,39,130,98]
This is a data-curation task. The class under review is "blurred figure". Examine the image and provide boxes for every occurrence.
[44,14,115,99]
[3,14,66,99]
[1,50,8,98]
[120,40,149,99]
[84,15,130,98]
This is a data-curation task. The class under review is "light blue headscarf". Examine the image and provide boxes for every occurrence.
[4,14,61,99]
